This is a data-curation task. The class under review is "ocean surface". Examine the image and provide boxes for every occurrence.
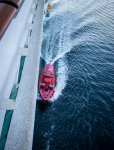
[33,0,114,149]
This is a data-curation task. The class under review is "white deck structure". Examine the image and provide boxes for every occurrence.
[0,0,36,137]
[5,0,45,149]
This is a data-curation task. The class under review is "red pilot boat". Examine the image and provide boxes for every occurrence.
[38,64,56,101]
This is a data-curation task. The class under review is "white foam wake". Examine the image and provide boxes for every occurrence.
[50,58,68,101]
[39,12,73,101]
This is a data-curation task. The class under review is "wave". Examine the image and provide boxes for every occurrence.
[50,58,68,101]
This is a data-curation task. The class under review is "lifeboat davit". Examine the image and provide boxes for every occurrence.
[38,64,56,101]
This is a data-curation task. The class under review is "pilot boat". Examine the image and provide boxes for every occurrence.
[38,64,56,101]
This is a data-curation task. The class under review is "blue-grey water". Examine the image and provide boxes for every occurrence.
[33,0,114,149]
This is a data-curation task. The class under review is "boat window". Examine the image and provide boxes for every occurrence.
[44,71,48,75]
[40,82,45,87]
[47,76,51,78]
[49,84,54,89]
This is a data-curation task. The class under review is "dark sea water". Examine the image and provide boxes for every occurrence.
[33,0,114,149]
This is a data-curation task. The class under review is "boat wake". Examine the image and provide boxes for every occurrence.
[40,7,73,101]
[50,58,68,101]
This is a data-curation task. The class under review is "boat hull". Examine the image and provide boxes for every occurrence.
[38,64,56,101]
